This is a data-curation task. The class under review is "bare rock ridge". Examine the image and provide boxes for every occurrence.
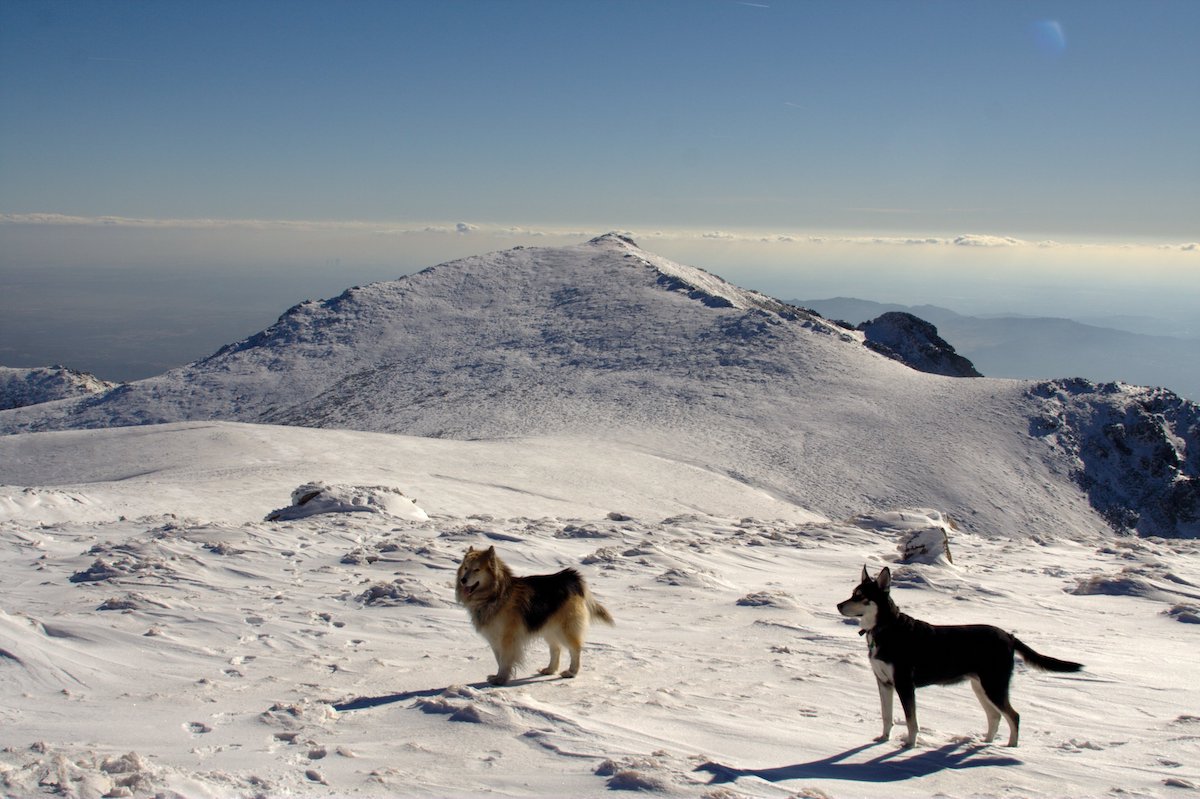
[1030,378,1199,538]
[1,234,1196,537]
[0,366,118,411]
[857,312,982,378]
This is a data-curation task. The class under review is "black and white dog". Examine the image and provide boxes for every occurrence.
[837,566,1082,747]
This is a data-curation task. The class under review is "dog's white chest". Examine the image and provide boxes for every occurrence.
[870,656,895,686]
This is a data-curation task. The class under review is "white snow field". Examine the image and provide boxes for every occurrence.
[2,235,1198,797]
[1,422,1198,798]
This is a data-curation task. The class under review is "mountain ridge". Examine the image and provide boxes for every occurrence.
[0,365,118,411]
[2,236,1197,537]
[799,296,1200,400]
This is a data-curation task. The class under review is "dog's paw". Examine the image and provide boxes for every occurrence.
[559,670,578,679]
[487,674,509,686]
[537,667,556,676]
[874,733,891,743]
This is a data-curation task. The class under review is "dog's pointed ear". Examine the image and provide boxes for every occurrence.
[861,565,870,583]
[877,567,892,590]
[465,545,475,554]
[483,545,496,559]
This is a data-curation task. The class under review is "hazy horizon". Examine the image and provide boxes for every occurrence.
[2,1,1196,383]
[1,223,1197,386]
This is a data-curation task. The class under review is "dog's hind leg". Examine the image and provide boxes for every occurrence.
[971,677,1003,742]
[1000,701,1020,747]
[561,606,590,679]
[894,676,919,748]
[538,642,562,676]
[560,626,585,678]
[546,599,590,679]
[979,675,1020,746]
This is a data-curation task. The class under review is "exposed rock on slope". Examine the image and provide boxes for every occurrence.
[0,366,118,411]
[858,312,982,378]
[1030,379,1199,537]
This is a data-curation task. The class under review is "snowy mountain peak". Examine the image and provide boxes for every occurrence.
[578,233,821,320]
[2,238,1196,538]
[587,231,641,248]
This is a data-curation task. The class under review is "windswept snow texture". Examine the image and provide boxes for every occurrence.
[0,366,117,411]
[1,234,1197,538]
[1,422,1198,798]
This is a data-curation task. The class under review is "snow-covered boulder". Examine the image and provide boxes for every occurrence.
[265,482,428,522]
[852,509,955,565]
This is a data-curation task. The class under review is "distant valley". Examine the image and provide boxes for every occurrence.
[796,297,1199,401]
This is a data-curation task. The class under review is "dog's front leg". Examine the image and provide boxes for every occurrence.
[875,679,894,742]
[486,628,518,686]
[894,676,918,748]
[487,643,513,685]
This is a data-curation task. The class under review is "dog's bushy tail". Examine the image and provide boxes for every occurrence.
[1014,637,1082,672]
[588,598,615,626]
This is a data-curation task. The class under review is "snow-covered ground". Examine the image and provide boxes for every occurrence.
[8,234,1197,540]
[2,421,1197,798]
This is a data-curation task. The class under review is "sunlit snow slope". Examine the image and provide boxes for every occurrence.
[1,234,1196,537]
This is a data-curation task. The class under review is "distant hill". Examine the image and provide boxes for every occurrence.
[0,366,117,411]
[796,297,1199,401]
[2,235,1196,537]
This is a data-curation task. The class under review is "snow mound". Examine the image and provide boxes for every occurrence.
[0,487,100,524]
[1069,563,1200,603]
[847,509,955,566]
[264,482,428,522]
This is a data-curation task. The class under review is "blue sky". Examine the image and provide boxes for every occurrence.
[3,0,1198,236]
[1,1,1198,378]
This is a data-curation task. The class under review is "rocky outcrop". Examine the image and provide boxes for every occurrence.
[1030,379,1200,537]
[858,312,982,378]
[0,366,117,411]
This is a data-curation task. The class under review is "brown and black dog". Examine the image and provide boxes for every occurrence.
[456,546,613,685]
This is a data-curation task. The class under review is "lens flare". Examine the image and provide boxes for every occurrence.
[1033,20,1067,57]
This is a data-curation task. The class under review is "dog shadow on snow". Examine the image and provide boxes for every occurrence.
[697,740,1022,785]
[331,674,559,712]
